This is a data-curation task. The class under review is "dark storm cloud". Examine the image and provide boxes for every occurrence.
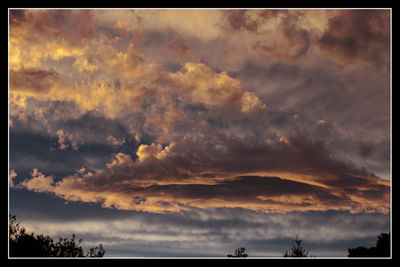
[9,98,136,153]
[57,113,130,145]
[319,10,390,68]
[227,58,390,178]
[9,9,26,25]
[358,142,374,158]
[9,129,115,178]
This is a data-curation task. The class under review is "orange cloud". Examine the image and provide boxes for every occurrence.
[168,62,266,112]
[55,130,78,150]
[16,135,390,214]
[9,10,390,216]
[9,169,17,188]
[9,69,59,94]
[20,168,54,192]
[222,10,334,65]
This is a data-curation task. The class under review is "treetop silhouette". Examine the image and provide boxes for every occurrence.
[348,232,390,257]
[283,235,311,257]
[227,247,248,257]
[9,214,105,257]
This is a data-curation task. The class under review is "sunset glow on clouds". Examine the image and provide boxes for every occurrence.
[9,9,390,257]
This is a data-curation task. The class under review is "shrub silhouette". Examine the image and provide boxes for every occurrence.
[227,247,248,257]
[9,215,105,257]
[283,235,310,257]
[348,233,390,257]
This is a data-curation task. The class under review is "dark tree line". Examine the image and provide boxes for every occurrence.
[9,215,105,257]
[227,233,390,258]
[348,233,390,257]
[227,247,248,257]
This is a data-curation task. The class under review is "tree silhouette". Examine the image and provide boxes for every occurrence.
[348,233,390,257]
[227,247,248,257]
[283,235,310,257]
[9,215,105,257]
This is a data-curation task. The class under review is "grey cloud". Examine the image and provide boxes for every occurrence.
[319,10,390,68]
[95,25,122,39]
[10,100,135,151]
[9,129,115,178]
[47,9,71,26]
[12,205,390,257]
[227,59,389,178]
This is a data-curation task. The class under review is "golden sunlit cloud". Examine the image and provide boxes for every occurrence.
[16,134,390,214]
[9,9,390,217]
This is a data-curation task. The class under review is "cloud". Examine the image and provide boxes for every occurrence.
[16,132,389,214]
[10,9,390,217]
[16,208,390,256]
[55,129,79,150]
[318,10,390,68]
[8,128,118,179]
[131,10,225,42]
[10,68,59,94]
[20,168,54,192]
[106,136,126,147]
[10,22,268,145]
[10,12,266,123]
[9,169,18,188]
[168,63,266,112]
[227,57,390,179]
[216,10,332,68]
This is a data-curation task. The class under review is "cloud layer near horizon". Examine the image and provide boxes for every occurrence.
[13,207,390,257]
[9,9,390,215]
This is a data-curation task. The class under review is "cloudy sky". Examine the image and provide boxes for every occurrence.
[9,9,391,257]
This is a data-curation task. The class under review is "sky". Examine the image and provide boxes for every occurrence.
[8,9,391,257]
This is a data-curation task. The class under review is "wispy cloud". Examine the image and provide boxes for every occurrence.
[18,208,389,257]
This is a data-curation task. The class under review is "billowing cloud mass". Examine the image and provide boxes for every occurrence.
[10,9,390,218]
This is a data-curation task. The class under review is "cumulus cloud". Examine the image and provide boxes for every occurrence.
[10,9,390,217]
[20,168,54,192]
[16,132,389,214]
[168,63,266,112]
[51,129,79,151]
